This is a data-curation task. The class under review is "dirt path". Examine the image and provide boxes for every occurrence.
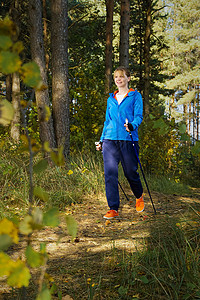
[1,189,200,299]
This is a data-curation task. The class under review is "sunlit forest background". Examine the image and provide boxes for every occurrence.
[1,0,199,184]
[0,0,200,299]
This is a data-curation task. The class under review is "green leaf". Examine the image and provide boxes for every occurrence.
[36,285,51,300]
[21,62,42,88]
[65,215,78,240]
[118,286,128,296]
[149,114,154,120]
[50,146,65,166]
[12,41,24,54]
[0,99,14,126]
[0,35,12,50]
[43,208,60,227]
[191,141,200,156]
[50,282,58,295]
[33,159,48,174]
[196,291,200,297]
[153,118,169,135]
[180,133,191,142]
[7,260,31,288]
[0,50,21,73]
[140,275,149,284]
[179,123,186,134]
[0,234,13,251]
[40,243,47,254]
[25,245,44,268]
[34,186,49,202]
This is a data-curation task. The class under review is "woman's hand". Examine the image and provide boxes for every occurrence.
[95,141,102,151]
[124,123,130,132]
[124,122,133,132]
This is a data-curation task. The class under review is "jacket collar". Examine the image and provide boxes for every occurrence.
[111,88,135,99]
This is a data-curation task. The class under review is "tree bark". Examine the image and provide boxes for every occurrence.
[11,72,20,142]
[9,0,20,141]
[138,0,143,93]
[119,0,130,68]
[6,75,12,102]
[105,0,114,95]
[29,0,56,148]
[42,0,50,70]
[51,0,70,157]
[143,0,151,117]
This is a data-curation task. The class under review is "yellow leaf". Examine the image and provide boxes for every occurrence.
[0,51,21,74]
[67,170,73,175]
[0,218,19,243]
[12,41,24,54]
[19,215,33,235]
[0,17,17,37]
[7,259,31,288]
[87,278,91,284]
[44,105,51,121]
[105,220,111,226]
[43,141,51,153]
[21,62,42,89]
[0,252,14,276]
[0,99,14,126]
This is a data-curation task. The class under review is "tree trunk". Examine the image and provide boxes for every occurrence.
[138,0,143,93]
[51,0,70,158]
[6,75,12,102]
[42,0,50,70]
[119,0,130,68]
[197,86,200,140]
[9,0,20,141]
[10,72,20,142]
[29,0,56,148]
[105,0,114,95]
[143,0,151,117]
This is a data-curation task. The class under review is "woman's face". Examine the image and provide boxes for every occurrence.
[114,71,130,89]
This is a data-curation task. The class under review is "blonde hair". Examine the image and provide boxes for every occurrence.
[113,66,131,78]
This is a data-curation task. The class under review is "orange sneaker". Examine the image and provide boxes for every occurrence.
[135,194,144,212]
[103,210,119,219]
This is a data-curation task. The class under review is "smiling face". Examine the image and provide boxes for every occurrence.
[114,70,131,90]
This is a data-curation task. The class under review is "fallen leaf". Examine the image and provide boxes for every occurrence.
[105,220,111,226]
[61,295,73,300]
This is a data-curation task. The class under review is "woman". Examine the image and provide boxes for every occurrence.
[96,66,144,219]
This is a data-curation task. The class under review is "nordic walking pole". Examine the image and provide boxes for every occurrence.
[125,119,157,215]
[95,141,130,202]
[117,180,130,202]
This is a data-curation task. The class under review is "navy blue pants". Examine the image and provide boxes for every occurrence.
[102,140,143,211]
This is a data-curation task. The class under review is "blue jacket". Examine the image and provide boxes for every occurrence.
[100,89,143,142]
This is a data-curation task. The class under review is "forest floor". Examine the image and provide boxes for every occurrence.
[1,187,200,300]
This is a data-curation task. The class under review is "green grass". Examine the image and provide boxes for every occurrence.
[0,149,194,219]
[84,212,200,300]
[0,147,200,299]
[144,174,192,196]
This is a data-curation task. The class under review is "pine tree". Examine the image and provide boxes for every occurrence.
[163,0,200,139]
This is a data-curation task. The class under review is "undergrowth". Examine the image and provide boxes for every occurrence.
[0,146,196,219]
[97,212,200,300]
[0,144,200,299]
